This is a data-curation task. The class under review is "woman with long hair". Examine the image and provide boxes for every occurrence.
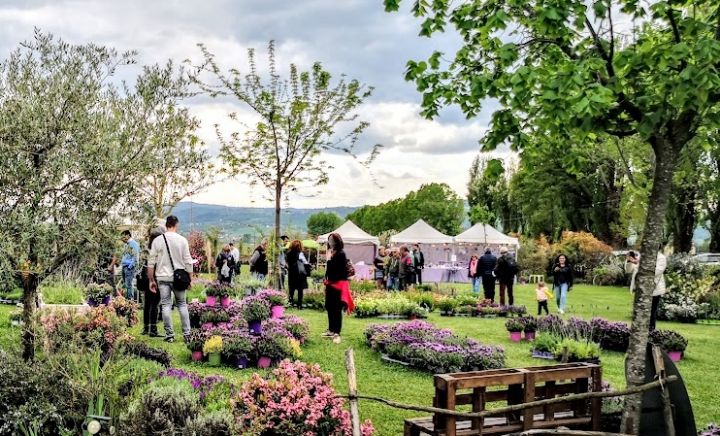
[286,239,309,309]
[138,226,164,336]
[323,233,354,344]
[468,254,480,295]
[215,244,236,284]
[551,254,573,314]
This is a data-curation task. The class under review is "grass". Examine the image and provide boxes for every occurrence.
[0,283,718,435]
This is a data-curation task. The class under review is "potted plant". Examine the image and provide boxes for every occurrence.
[531,334,558,359]
[650,329,688,362]
[259,290,288,318]
[241,295,271,335]
[505,318,524,342]
[188,301,205,329]
[203,335,223,366]
[404,304,424,320]
[479,306,499,318]
[521,316,537,341]
[186,329,206,362]
[437,298,457,316]
[221,333,254,369]
[85,283,112,306]
[200,311,216,330]
[256,335,283,368]
[205,282,227,307]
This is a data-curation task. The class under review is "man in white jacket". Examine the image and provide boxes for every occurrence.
[650,250,667,331]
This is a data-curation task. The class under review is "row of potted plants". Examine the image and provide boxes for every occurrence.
[530,333,602,362]
[505,316,538,342]
[364,320,506,374]
[437,296,527,318]
[353,294,428,319]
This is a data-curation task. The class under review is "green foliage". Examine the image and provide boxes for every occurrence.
[347,183,464,235]
[39,281,84,305]
[183,410,235,436]
[532,334,560,353]
[306,212,344,237]
[118,378,200,435]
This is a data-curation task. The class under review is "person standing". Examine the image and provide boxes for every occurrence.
[650,250,667,331]
[399,246,414,291]
[413,244,425,285]
[495,247,519,305]
[373,247,386,289]
[277,235,289,290]
[120,230,141,301]
[479,248,498,301]
[138,226,164,337]
[551,254,573,314]
[535,281,551,315]
[215,244,236,284]
[387,249,400,291]
[323,233,354,344]
[229,242,241,277]
[468,255,481,294]
[625,251,639,292]
[287,239,309,309]
[249,239,269,281]
[148,215,193,343]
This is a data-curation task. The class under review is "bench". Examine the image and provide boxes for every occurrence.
[405,363,602,436]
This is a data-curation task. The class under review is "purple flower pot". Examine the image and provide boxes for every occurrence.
[206,296,217,307]
[191,351,203,362]
[202,322,214,330]
[271,305,285,319]
[102,296,111,305]
[668,351,682,362]
[248,320,262,335]
[524,331,536,341]
[234,355,249,369]
[509,331,522,342]
[257,356,272,368]
[221,296,231,308]
[87,299,98,307]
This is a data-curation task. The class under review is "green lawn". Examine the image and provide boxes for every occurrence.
[0,283,718,435]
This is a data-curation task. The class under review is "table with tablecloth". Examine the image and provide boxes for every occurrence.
[353,263,372,281]
[421,267,472,283]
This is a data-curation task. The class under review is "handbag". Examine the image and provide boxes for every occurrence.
[162,235,191,291]
[346,259,356,278]
[296,258,306,276]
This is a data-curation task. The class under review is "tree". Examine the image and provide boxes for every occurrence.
[188,230,208,274]
[306,212,343,237]
[467,156,514,229]
[385,1,720,430]
[195,41,376,287]
[0,32,190,360]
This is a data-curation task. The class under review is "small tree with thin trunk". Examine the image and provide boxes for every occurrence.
[195,41,377,286]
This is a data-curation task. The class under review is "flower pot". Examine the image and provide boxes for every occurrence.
[408,314,417,320]
[234,355,249,369]
[202,322,214,330]
[248,320,262,335]
[102,296,111,305]
[206,296,217,307]
[509,331,522,342]
[257,356,272,368]
[87,298,98,307]
[668,351,682,362]
[221,296,231,308]
[208,352,222,366]
[191,351,203,362]
[271,305,285,319]
[524,331,536,341]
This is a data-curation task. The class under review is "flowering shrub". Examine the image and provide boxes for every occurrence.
[590,318,630,352]
[158,368,226,401]
[203,335,223,354]
[40,306,130,352]
[107,296,139,326]
[240,295,271,322]
[520,316,537,332]
[188,230,208,273]
[232,360,374,435]
[365,320,505,373]
[221,332,255,360]
[257,289,288,307]
[265,315,310,344]
[649,329,688,352]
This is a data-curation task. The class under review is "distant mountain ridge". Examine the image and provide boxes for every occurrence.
[172,202,357,236]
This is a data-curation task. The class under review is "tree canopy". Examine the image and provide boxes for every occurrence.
[306,212,344,237]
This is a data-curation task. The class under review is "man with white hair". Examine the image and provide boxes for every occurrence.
[495,246,519,306]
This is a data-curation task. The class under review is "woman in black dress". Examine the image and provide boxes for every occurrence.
[286,239,309,309]
[139,227,164,336]
[324,233,350,344]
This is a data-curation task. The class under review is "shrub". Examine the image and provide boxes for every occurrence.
[156,368,226,401]
[122,341,172,367]
[591,262,626,286]
[84,283,112,304]
[518,235,552,275]
[437,297,458,313]
[650,330,688,352]
[117,378,200,435]
[232,360,374,435]
[239,295,271,322]
[273,315,310,344]
[505,318,524,332]
[551,231,613,271]
[257,289,288,307]
[202,336,223,354]
[532,334,560,353]
[39,280,84,304]
[590,318,630,352]
[350,280,377,294]
[184,410,235,436]
[107,296,140,326]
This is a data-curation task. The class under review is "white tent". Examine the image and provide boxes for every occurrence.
[390,219,454,245]
[318,220,379,265]
[454,223,520,264]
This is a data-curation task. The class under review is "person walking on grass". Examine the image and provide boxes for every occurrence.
[468,255,481,295]
[249,239,269,281]
[495,247,519,306]
[229,242,241,277]
[650,249,667,331]
[323,233,354,344]
[551,254,573,314]
[138,227,164,337]
[215,244,236,284]
[120,230,140,301]
[479,248,497,301]
[287,239,310,309]
[536,281,551,315]
[148,215,193,343]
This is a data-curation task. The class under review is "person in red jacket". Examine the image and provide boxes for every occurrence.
[323,233,354,344]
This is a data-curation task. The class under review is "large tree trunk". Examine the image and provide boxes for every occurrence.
[273,183,282,290]
[21,272,38,361]
[671,184,696,253]
[709,207,720,252]
[621,137,678,433]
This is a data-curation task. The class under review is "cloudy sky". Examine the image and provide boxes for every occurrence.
[0,0,508,208]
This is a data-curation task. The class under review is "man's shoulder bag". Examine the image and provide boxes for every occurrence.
[163,235,191,291]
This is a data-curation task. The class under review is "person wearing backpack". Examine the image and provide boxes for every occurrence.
[249,239,269,281]
[215,244,236,284]
[495,247,519,306]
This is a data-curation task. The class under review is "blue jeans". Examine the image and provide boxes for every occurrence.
[122,266,135,300]
[471,277,481,294]
[387,276,398,291]
[554,283,569,311]
[253,272,266,282]
[159,281,191,339]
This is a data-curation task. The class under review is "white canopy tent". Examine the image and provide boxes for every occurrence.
[317,220,379,265]
[389,219,455,264]
[454,223,520,264]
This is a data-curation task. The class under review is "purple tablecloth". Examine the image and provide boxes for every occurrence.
[353,263,372,281]
[422,267,471,283]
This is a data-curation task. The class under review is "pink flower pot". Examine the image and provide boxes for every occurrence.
[206,296,217,307]
[509,331,522,342]
[271,305,285,319]
[668,351,682,362]
[257,356,272,368]
[191,351,203,362]
[524,331,536,341]
[221,296,231,308]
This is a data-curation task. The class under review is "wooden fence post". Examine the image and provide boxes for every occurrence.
[345,348,361,436]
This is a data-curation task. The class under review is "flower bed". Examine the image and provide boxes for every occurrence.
[437,296,526,318]
[365,320,505,373]
[354,293,428,319]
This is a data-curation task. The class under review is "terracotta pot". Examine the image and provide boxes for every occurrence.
[668,351,682,362]
[271,305,285,319]
[248,320,262,335]
[524,331,536,341]
[257,356,272,368]
[206,296,217,307]
[221,296,231,308]
[509,331,522,342]
[191,351,203,362]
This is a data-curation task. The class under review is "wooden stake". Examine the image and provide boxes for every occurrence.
[652,346,676,436]
[345,348,361,436]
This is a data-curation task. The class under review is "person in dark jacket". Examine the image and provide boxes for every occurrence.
[286,239,309,309]
[215,244,236,284]
[551,254,573,314]
[398,246,414,291]
[412,244,425,285]
[139,226,164,337]
[373,247,386,289]
[324,233,351,343]
[495,247,518,305]
[479,248,498,301]
[249,239,269,280]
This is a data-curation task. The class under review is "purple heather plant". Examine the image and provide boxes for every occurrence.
[158,368,225,400]
[699,423,720,436]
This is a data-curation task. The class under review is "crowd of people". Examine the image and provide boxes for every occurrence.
[372,244,425,291]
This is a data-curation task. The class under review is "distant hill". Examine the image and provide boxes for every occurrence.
[172,202,357,238]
